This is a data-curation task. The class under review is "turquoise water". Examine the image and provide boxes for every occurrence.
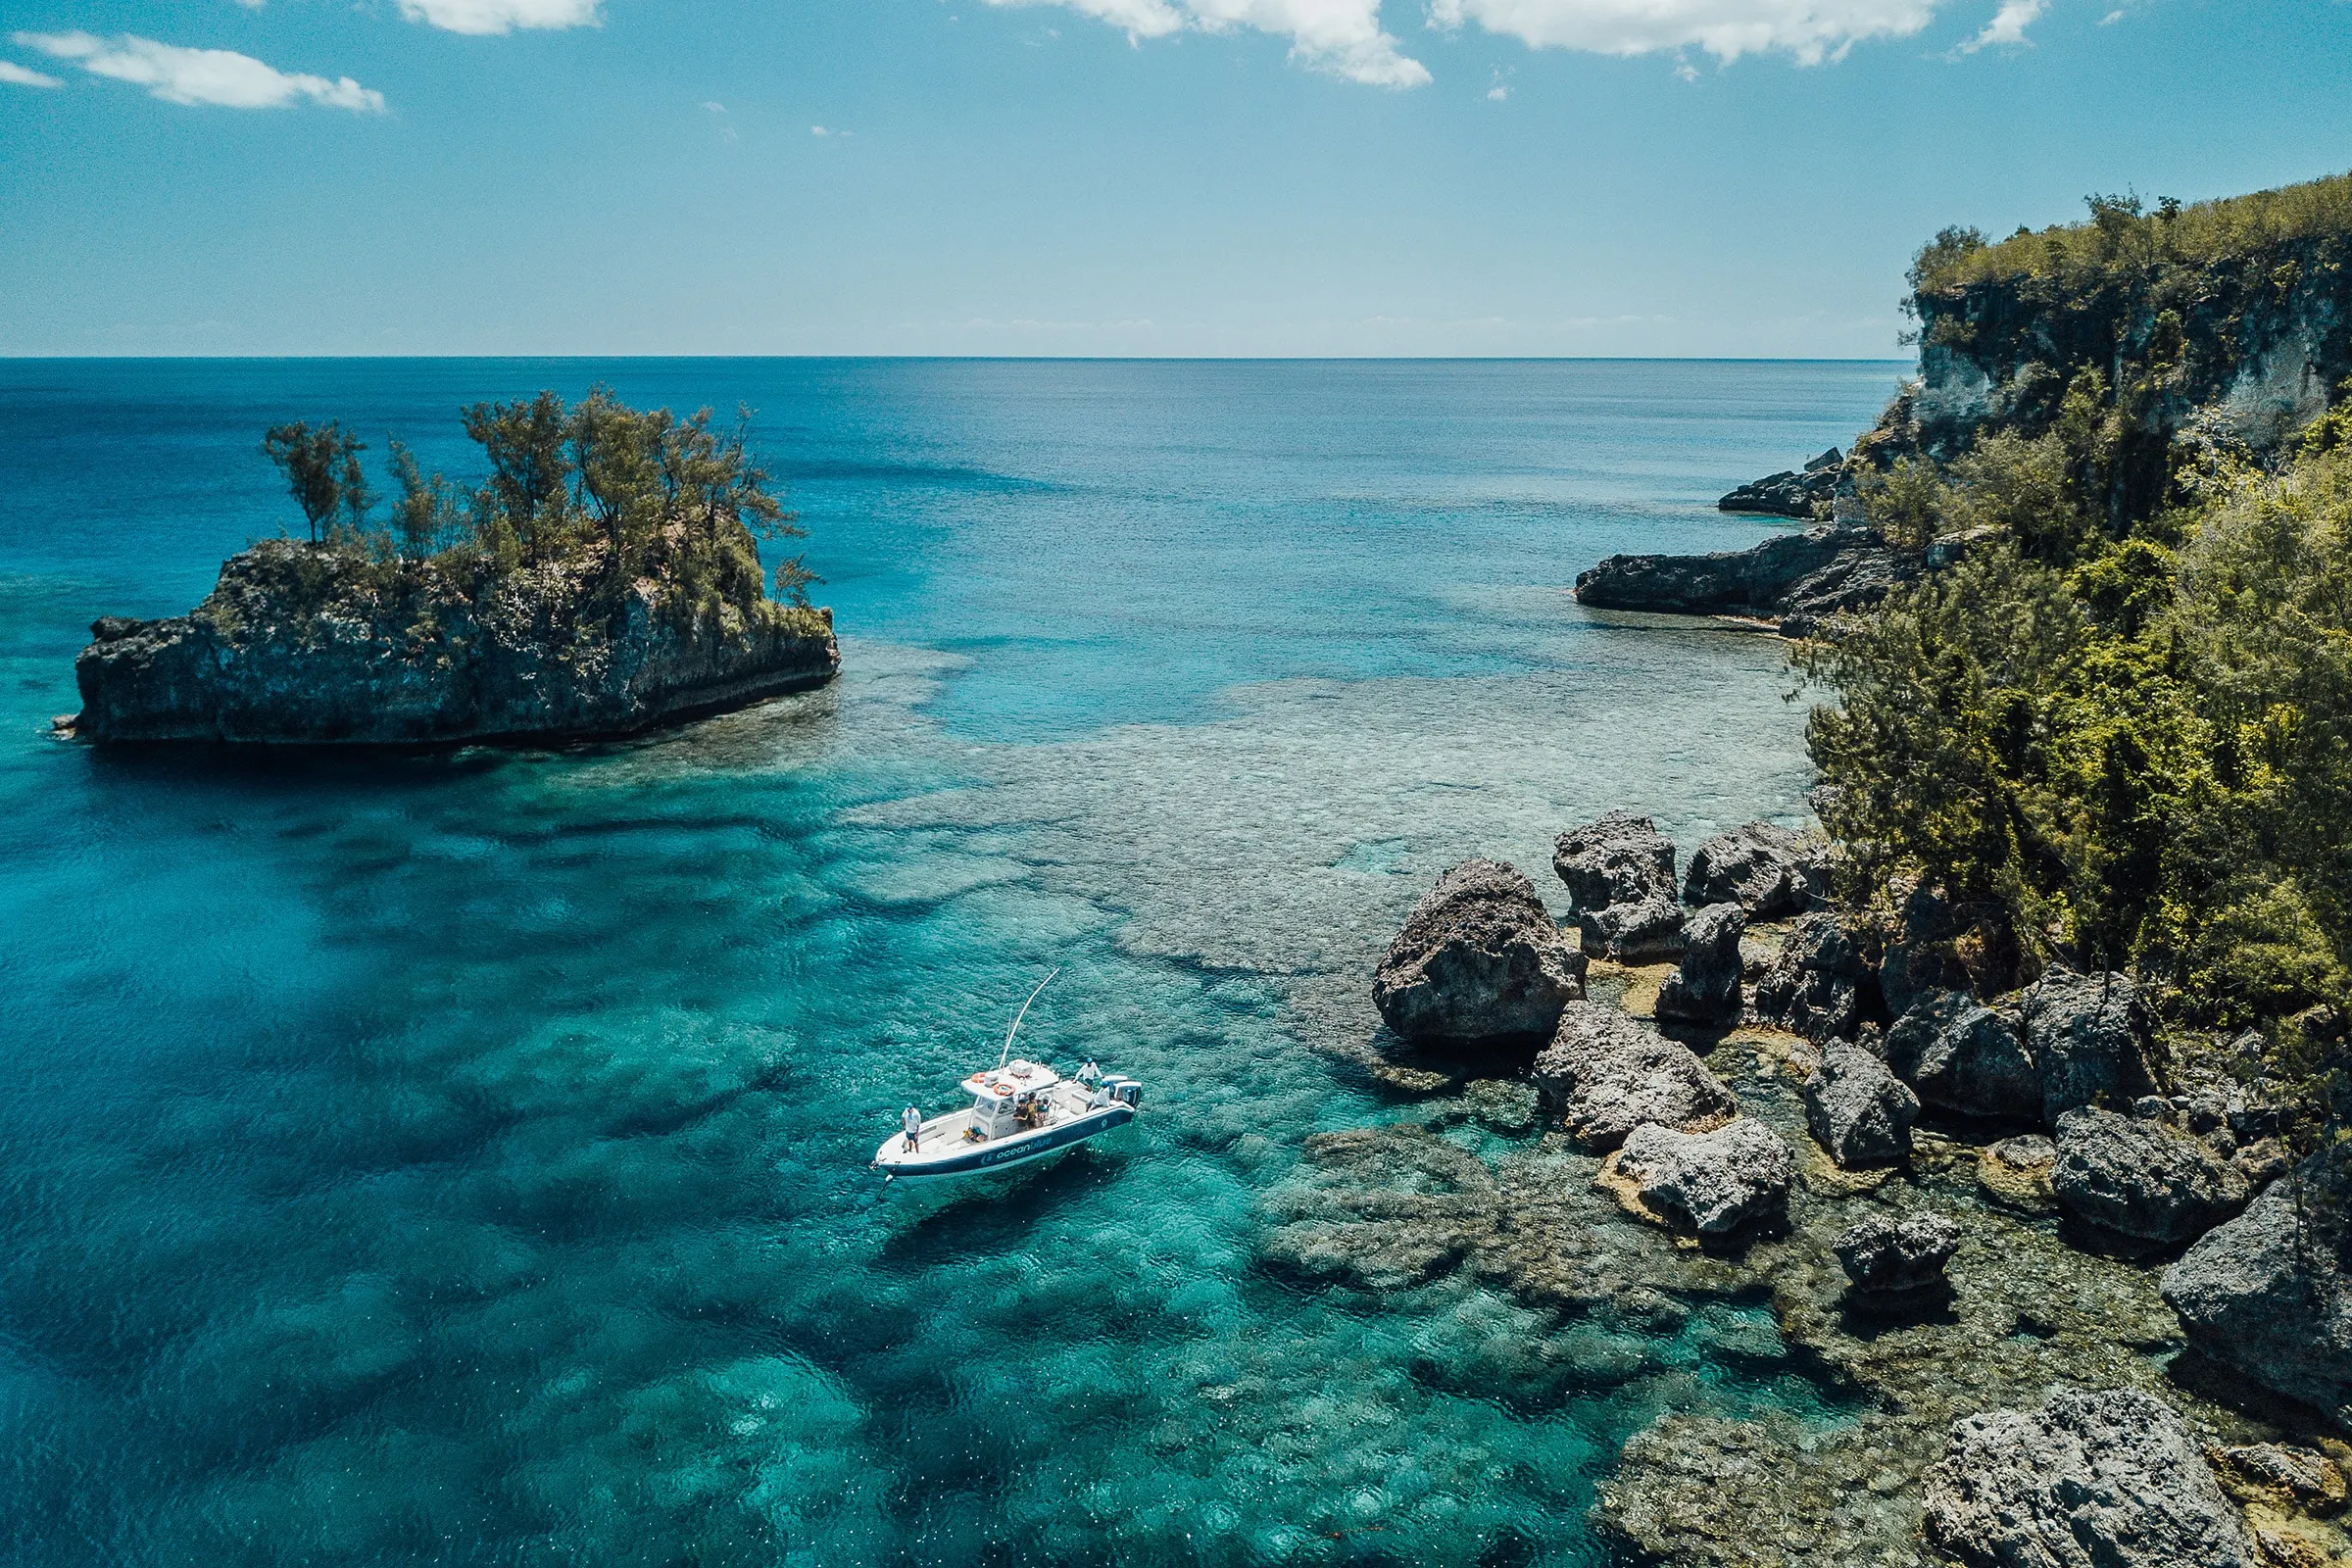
[0,359,1897,1565]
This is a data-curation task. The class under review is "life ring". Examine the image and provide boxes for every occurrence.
[993,1082,1012,1096]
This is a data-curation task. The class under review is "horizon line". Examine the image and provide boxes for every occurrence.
[0,352,1916,365]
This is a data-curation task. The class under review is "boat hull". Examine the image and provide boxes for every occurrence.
[875,1104,1134,1182]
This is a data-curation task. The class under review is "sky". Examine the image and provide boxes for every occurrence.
[0,0,2346,357]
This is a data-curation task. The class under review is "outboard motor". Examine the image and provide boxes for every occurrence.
[1104,1077,1143,1106]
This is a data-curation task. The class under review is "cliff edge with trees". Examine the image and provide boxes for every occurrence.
[69,389,838,745]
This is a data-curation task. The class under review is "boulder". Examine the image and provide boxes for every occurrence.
[2051,1106,2252,1244]
[1373,859,1588,1045]
[1878,876,1970,1019]
[1654,903,1745,1024]
[1885,990,2042,1123]
[2161,1157,2352,1431]
[1803,1038,1920,1167]
[2016,968,2155,1124]
[1612,1116,1794,1236]
[1835,1212,1960,1296]
[1751,911,1868,1041]
[1552,810,1676,912]
[1532,1002,1737,1152]
[1922,1387,2252,1568]
[1576,894,1686,963]
[1977,1134,2059,1211]
[1681,822,1826,918]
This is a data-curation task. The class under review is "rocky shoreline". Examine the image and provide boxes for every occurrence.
[65,539,840,746]
[1280,812,2351,1567]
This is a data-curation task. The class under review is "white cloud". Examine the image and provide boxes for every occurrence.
[1956,0,2041,49]
[987,0,1430,85]
[12,31,385,110]
[1426,0,1938,66]
[396,0,601,35]
[0,58,63,87]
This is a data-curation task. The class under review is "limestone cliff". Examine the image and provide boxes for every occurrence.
[71,539,839,745]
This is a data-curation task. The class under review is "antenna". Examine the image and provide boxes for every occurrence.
[997,968,1059,1071]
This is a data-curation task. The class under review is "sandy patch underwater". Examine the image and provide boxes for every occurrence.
[0,357,1898,1565]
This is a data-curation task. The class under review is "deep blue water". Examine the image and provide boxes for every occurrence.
[0,359,1899,1566]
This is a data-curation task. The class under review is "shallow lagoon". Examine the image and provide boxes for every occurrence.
[0,359,1898,1564]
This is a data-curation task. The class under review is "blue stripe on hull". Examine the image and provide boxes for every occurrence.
[888,1106,1134,1181]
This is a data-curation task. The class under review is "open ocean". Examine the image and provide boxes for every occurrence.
[0,358,1901,1566]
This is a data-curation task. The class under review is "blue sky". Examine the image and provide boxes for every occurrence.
[0,0,2345,356]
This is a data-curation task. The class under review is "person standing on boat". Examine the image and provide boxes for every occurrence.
[902,1104,921,1152]
[1079,1058,1100,1087]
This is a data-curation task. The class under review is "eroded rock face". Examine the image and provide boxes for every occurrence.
[1751,911,1868,1041]
[1372,859,1588,1045]
[1921,1387,2252,1568]
[1572,526,1914,629]
[1717,448,1842,517]
[71,540,840,744]
[1682,822,1825,918]
[1836,1213,1960,1296]
[2016,969,2155,1125]
[1612,1116,1795,1236]
[2051,1106,2252,1244]
[1655,903,1746,1024]
[1533,1002,1737,1152]
[1553,811,1677,912]
[1803,1039,1920,1168]
[2162,1160,2352,1431]
[1886,991,2041,1123]
[1879,878,1971,1020]
[1578,894,1687,963]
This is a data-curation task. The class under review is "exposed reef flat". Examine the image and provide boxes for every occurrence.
[68,540,839,745]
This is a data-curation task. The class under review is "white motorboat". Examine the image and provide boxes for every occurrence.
[871,972,1144,1183]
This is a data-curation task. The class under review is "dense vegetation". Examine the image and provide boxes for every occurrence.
[1805,194,2352,1148]
[261,389,819,627]
[1911,171,2352,292]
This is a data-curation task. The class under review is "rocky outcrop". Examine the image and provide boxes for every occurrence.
[1611,1116,1795,1236]
[1752,911,1869,1041]
[2016,969,2155,1124]
[1573,524,1915,635]
[70,540,839,745]
[1654,903,1745,1025]
[1803,1038,1920,1167]
[1373,859,1588,1045]
[1682,821,1826,918]
[2051,1105,2252,1244]
[1554,811,1687,961]
[1553,810,1677,910]
[1836,1212,1960,1297]
[2162,1159,2352,1431]
[1886,991,2042,1123]
[1578,896,1687,963]
[1533,1002,1736,1151]
[1921,1388,2252,1568]
[1717,448,1842,517]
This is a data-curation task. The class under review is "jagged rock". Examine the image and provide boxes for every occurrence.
[2051,1106,2252,1244]
[1803,1038,1920,1167]
[1533,1002,1736,1152]
[1655,903,1746,1024]
[71,539,840,744]
[2016,969,2155,1124]
[1885,991,2042,1123]
[1372,859,1588,1045]
[1835,1212,1960,1296]
[1878,876,1971,1019]
[1578,894,1687,962]
[1611,1116,1794,1236]
[1682,822,1827,917]
[2234,1138,2292,1187]
[2162,1157,2352,1431]
[2210,1445,2348,1512]
[1922,1387,2252,1568]
[1573,524,1915,628]
[1978,1134,2059,1211]
[1553,810,1677,911]
[1716,448,1843,517]
[1751,911,1869,1041]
